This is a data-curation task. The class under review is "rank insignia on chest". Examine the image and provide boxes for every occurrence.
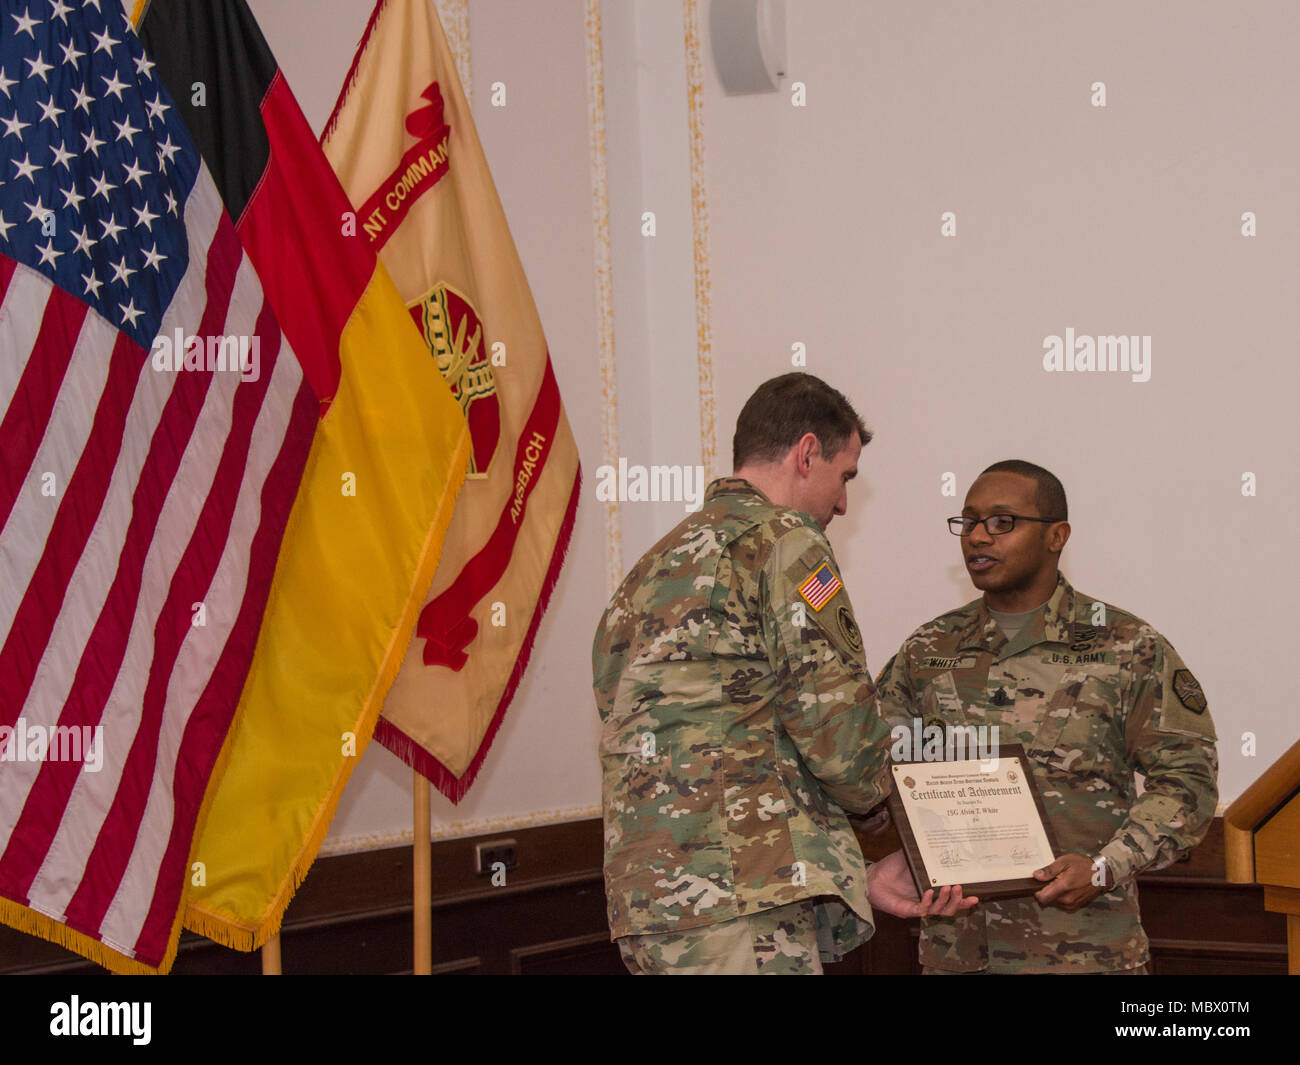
[798,563,843,611]
[1069,623,1104,652]
[990,687,1011,706]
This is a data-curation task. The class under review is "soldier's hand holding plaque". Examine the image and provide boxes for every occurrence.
[886,744,1061,901]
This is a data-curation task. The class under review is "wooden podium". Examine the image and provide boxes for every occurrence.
[1225,738,1300,975]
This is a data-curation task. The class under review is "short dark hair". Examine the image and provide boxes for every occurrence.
[979,460,1068,521]
[733,373,871,468]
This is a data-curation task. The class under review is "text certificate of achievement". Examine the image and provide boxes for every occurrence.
[887,745,1060,900]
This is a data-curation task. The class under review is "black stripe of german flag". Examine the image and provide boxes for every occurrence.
[136,0,275,226]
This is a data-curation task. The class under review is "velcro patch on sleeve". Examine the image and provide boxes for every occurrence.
[797,562,842,612]
[836,604,863,652]
[1172,668,1207,714]
[1157,664,1216,739]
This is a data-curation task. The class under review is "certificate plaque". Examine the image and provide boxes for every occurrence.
[886,744,1061,901]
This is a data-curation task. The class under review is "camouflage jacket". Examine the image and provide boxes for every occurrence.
[876,574,1218,972]
[593,478,893,956]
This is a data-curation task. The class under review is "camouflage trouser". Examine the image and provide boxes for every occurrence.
[922,964,1149,975]
[618,901,823,975]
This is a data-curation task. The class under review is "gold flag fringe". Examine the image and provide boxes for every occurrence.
[120,0,470,959]
[181,424,472,951]
[0,894,181,975]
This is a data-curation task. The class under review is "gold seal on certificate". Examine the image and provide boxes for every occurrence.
[886,744,1061,901]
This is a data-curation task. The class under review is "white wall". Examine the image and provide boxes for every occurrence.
[242,0,1298,851]
[701,0,1299,808]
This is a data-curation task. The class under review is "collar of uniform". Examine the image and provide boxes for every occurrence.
[703,476,772,505]
[955,573,1075,660]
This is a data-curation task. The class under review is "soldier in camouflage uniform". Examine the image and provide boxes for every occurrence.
[594,374,973,974]
[875,460,1218,974]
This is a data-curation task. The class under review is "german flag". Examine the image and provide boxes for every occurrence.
[133,0,469,954]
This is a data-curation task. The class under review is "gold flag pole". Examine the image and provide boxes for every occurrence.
[261,934,281,974]
[413,770,432,973]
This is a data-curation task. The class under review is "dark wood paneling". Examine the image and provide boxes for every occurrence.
[1146,938,1287,976]
[848,816,1288,974]
[0,815,1286,975]
[511,931,625,975]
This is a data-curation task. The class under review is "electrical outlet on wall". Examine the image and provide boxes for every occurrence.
[475,839,518,876]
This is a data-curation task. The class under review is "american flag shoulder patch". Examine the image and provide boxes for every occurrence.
[798,562,843,611]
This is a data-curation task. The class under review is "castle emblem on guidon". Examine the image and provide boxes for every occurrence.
[410,282,500,477]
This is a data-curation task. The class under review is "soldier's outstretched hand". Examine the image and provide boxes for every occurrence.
[867,849,979,918]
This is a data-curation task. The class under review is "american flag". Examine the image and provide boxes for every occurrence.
[798,563,843,611]
[0,0,312,969]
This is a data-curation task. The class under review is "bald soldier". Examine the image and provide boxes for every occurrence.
[875,460,1218,974]
[593,373,974,975]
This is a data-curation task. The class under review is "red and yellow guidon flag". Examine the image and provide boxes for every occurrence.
[132,0,469,953]
[322,0,581,801]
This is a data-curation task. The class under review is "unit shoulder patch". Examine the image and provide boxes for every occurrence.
[1172,668,1207,714]
[836,604,862,652]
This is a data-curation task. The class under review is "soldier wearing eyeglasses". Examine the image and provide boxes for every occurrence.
[874,459,1218,974]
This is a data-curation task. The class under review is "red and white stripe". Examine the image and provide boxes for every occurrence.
[799,567,843,611]
[0,165,313,967]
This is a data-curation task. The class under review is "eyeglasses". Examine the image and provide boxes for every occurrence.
[947,514,1064,536]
